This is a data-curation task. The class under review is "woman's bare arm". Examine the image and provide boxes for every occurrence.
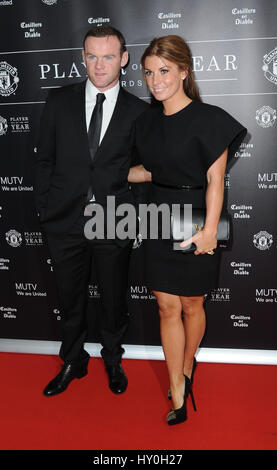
[180,148,228,254]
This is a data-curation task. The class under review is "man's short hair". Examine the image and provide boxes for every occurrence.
[83,26,126,55]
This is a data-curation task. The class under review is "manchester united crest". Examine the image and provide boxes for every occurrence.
[255,106,276,128]
[5,229,22,248]
[253,231,273,251]
[0,61,19,97]
[262,47,277,85]
[42,0,57,4]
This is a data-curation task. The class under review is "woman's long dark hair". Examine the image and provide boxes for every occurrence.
[141,35,202,102]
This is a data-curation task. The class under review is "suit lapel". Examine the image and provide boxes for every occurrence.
[70,81,90,162]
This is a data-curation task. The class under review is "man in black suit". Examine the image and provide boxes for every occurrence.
[36,26,148,396]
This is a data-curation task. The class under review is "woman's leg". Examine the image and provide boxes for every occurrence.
[153,290,185,410]
[180,295,206,379]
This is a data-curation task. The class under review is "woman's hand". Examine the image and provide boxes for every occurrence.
[128,164,152,183]
[180,228,217,255]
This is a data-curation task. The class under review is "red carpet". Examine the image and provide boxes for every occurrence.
[0,352,276,450]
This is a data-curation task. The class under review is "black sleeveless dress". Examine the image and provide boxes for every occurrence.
[134,100,247,296]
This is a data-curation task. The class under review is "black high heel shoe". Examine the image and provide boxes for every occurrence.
[166,375,192,425]
[185,374,197,413]
[168,357,197,400]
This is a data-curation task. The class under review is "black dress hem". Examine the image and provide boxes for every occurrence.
[146,282,210,297]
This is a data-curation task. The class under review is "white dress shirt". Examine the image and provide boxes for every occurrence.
[85,78,120,144]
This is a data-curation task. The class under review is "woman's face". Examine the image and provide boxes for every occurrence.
[144,55,187,103]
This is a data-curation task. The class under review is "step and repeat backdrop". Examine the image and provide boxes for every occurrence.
[0,0,276,354]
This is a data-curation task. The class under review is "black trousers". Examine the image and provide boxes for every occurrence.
[45,213,133,367]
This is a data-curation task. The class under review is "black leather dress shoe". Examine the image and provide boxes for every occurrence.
[43,362,88,397]
[105,364,128,394]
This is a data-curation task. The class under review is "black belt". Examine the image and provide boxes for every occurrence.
[152,181,203,191]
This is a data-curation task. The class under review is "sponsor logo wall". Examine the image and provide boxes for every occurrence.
[0,0,276,352]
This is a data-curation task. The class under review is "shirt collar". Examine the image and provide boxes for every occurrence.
[86,79,120,103]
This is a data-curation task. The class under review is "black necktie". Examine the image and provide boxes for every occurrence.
[87,92,106,202]
[88,92,106,162]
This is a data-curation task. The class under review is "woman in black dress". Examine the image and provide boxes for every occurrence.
[129,35,247,425]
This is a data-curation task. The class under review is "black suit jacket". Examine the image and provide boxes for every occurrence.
[35,80,148,236]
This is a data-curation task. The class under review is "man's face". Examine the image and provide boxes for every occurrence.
[82,35,128,91]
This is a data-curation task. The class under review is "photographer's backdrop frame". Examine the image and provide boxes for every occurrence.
[0,0,276,364]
